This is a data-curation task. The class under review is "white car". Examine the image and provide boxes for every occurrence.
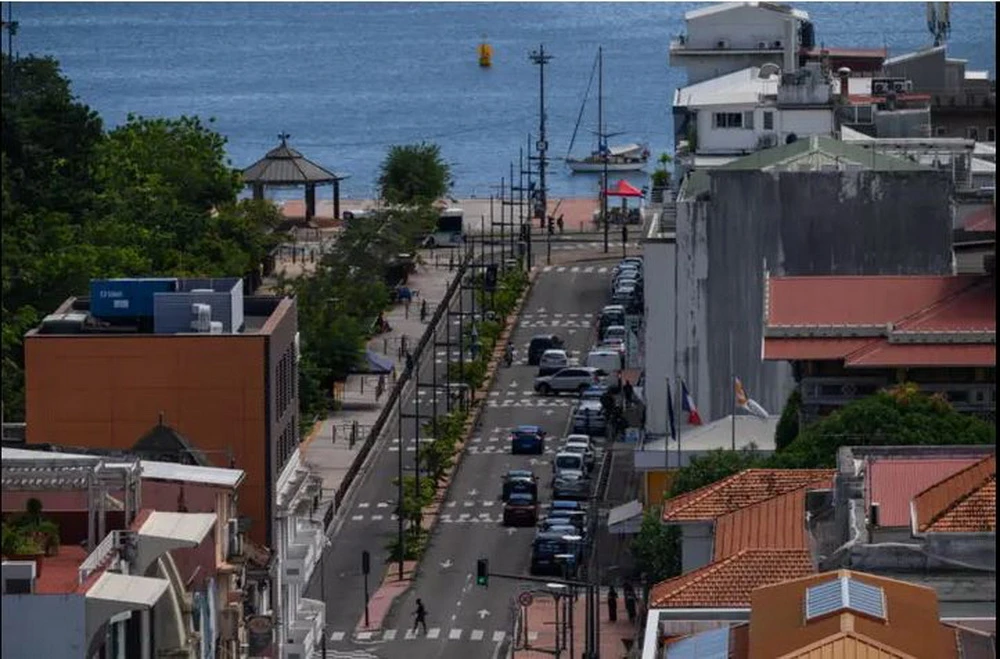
[538,349,572,376]
[534,367,606,395]
[602,325,627,343]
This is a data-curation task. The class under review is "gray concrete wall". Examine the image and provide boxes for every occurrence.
[680,522,715,574]
[670,170,954,424]
[2,594,86,659]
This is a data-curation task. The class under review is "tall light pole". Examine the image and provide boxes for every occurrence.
[599,46,609,254]
[530,44,552,265]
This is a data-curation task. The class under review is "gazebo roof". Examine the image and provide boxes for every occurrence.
[242,134,348,185]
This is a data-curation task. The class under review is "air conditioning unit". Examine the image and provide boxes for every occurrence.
[716,39,729,49]
[209,321,224,334]
[758,41,768,50]
[190,303,212,332]
[1,561,36,594]
[773,40,783,48]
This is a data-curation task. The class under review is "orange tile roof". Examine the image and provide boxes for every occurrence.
[713,480,832,560]
[912,454,997,533]
[662,469,834,523]
[649,548,815,608]
[776,631,917,659]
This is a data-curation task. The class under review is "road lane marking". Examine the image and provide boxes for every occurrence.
[382,629,397,641]
[330,632,345,641]
[426,628,441,639]
[449,629,463,640]
[493,631,506,642]
[471,629,485,641]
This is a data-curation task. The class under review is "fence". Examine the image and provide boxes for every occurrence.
[329,244,475,520]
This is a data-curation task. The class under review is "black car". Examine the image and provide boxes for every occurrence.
[528,334,564,366]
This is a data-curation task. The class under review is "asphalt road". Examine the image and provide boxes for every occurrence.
[320,263,616,659]
[305,271,481,635]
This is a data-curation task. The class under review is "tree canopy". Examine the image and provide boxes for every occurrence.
[377,142,452,206]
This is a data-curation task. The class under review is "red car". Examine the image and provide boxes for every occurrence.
[502,492,540,526]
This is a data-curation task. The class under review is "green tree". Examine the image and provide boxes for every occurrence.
[774,388,801,451]
[630,507,681,585]
[377,143,452,206]
[669,446,766,497]
[777,383,996,468]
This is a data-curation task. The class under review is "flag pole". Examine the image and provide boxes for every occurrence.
[676,376,682,469]
[664,376,670,475]
[730,333,736,451]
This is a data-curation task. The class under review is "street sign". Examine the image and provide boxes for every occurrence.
[518,591,534,607]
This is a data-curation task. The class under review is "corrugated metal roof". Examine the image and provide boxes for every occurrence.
[684,2,809,22]
[242,139,345,184]
[764,338,872,361]
[844,343,996,367]
[777,632,915,658]
[649,548,814,608]
[716,136,927,172]
[867,458,980,527]
[912,455,996,533]
[674,66,780,108]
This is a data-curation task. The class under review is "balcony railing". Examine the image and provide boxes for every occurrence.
[78,530,122,584]
[670,36,784,54]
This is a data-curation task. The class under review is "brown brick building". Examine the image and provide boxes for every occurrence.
[24,278,299,546]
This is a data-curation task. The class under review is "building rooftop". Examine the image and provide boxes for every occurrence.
[912,454,996,534]
[674,66,779,108]
[637,414,778,458]
[764,274,996,367]
[663,469,833,523]
[650,548,815,608]
[867,457,985,528]
[963,206,997,233]
[684,1,808,22]
[713,484,828,560]
[717,135,929,173]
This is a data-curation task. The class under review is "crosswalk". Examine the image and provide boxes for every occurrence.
[329,628,533,644]
[549,241,639,252]
[539,264,610,273]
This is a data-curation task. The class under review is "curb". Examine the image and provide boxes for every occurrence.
[369,270,539,627]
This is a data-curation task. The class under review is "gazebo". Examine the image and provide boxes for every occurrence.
[242,133,349,221]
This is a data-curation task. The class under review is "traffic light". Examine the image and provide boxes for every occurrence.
[476,558,489,587]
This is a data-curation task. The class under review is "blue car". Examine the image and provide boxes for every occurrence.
[510,425,546,455]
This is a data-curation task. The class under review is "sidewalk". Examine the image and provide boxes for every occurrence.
[515,587,640,659]
[300,248,461,514]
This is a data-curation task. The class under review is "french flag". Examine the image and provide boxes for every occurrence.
[681,380,703,426]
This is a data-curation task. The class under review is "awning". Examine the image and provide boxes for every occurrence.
[353,349,395,375]
[86,572,171,642]
[606,180,644,198]
[136,511,217,573]
[607,499,644,535]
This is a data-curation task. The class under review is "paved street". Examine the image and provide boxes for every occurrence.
[319,262,616,658]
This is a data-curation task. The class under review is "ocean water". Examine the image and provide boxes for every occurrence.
[12,2,997,200]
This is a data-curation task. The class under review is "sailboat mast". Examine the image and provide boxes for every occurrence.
[597,46,603,155]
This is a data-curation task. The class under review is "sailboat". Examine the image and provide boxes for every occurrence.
[565,48,649,174]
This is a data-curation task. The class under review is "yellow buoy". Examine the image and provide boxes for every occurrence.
[478,41,492,68]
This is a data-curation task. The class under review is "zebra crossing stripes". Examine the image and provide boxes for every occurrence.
[328,628,530,644]
[539,265,611,273]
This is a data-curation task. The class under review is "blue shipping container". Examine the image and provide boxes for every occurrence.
[89,278,178,319]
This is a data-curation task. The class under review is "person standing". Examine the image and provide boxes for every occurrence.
[623,583,637,624]
[413,598,428,635]
[623,379,635,408]
[420,298,428,323]
[607,586,619,622]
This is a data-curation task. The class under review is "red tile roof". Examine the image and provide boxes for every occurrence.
[649,548,815,608]
[32,545,89,594]
[867,458,982,527]
[662,469,835,523]
[713,481,831,560]
[913,455,996,533]
[764,275,995,367]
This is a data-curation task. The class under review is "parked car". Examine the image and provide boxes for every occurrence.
[553,470,591,500]
[611,285,639,308]
[597,338,626,360]
[586,349,623,376]
[537,348,572,376]
[534,367,605,396]
[602,325,627,343]
[528,334,564,366]
[501,470,538,502]
[503,491,540,526]
[542,510,587,536]
[598,305,626,334]
[580,384,609,401]
[563,437,596,471]
[509,425,546,454]
[572,399,607,435]
[530,531,583,576]
[553,450,586,476]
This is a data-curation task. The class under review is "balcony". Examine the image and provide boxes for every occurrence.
[670,36,784,57]
[286,597,325,659]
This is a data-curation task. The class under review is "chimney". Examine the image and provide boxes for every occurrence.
[838,67,852,99]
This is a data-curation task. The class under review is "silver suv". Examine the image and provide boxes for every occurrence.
[534,367,605,396]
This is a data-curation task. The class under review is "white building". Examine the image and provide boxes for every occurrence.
[669,2,810,85]
[673,64,836,161]
[274,448,326,658]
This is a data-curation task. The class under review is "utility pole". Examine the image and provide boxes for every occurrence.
[529,45,552,265]
[599,46,609,255]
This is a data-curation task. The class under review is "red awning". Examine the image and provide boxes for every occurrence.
[605,180,644,198]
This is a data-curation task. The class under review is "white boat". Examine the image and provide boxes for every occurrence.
[566,143,650,172]
[565,48,649,174]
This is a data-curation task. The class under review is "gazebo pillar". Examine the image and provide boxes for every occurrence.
[333,180,341,221]
[252,183,265,201]
[305,183,316,220]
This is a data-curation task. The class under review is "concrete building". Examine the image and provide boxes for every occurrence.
[644,137,952,441]
[763,274,996,424]
[882,45,996,142]
[0,454,225,659]
[1,446,256,659]
[668,2,810,85]
[23,278,299,548]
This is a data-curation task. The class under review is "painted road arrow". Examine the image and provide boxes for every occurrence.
[440,559,453,569]
[477,609,491,620]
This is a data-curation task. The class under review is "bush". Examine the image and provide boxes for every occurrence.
[775,388,801,452]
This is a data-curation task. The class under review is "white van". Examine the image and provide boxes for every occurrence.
[586,349,623,377]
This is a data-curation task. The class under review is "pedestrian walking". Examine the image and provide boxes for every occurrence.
[420,298,428,322]
[624,583,637,624]
[412,599,428,635]
[405,350,414,374]
[557,214,564,233]
[623,379,635,408]
[607,586,619,622]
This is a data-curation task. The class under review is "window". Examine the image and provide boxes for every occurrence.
[763,111,774,130]
[935,126,948,136]
[988,127,996,142]
[967,126,980,141]
[713,112,743,128]
[743,111,754,129]
[805,575,886,621]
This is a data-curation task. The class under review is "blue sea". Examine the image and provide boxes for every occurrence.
[12,2,997,199]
